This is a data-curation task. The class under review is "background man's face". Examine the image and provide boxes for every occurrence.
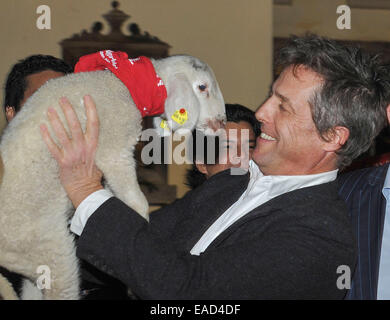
[6,70,64,122]
[20,70,64,107]
[387,105,390,124]
[196,120,256,178]
[253,65,328,175]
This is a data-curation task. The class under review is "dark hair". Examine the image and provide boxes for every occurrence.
[185,164,209,191]
[225,103,261,138]
[277,34,390,168]
[185,103,259,189]
[4,55,72,113]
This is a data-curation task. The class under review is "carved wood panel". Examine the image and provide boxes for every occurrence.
[60,1,176,205]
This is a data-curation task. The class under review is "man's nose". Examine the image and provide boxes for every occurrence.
[255,98,273,125]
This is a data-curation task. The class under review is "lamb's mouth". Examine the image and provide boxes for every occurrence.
[197,115,226,132]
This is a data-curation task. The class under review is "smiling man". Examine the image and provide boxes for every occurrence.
[41,34,390,299]
[254,64,350,176]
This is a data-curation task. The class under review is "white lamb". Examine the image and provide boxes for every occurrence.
[0,55,225,299]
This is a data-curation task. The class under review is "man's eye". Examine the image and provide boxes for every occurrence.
[279,104,286,111]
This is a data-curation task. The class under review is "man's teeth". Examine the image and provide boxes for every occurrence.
[261,132,276,141]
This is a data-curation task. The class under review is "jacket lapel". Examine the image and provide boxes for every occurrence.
[180,170,250,252]
[206,180,340,251]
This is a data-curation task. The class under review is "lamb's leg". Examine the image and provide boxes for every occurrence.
[20,279,43,300]
[0,234,79,300]
[97,149,149,220]
[0,205,80,300]
[0,273,18,300]
[37,224,80,300]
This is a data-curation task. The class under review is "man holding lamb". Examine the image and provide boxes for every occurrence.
[41,35,390,299]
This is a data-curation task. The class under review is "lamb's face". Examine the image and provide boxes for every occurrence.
[152,55,226,134]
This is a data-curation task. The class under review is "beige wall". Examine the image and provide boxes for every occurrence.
[274,0,390,41]
[0,0,273,198]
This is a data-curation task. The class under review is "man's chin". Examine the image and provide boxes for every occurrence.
[251,151,265,167]
[251,155,277,175]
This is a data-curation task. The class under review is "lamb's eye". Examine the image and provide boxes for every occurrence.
[198,84,207,92]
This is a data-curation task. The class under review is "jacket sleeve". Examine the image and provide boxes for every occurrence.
[76,196,353,299]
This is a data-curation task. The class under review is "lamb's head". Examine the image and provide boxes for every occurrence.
[152,55,226,133]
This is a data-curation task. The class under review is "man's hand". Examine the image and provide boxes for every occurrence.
[40,95,103,208]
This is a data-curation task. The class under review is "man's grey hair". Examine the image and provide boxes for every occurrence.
[278,34,390,168]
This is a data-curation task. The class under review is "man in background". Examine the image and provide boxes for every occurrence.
[1,54,72,298]
[186,103,260,189]
[4,54,72,122]
[339,104,390,299]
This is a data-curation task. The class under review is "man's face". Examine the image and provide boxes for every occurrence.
[197,120,256,178]
[387,105,390,124]
[20,70,65,107]
[252,65,329,175]
[6,70,64,122]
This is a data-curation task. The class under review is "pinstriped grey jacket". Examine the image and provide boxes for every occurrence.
[338,164,389,300]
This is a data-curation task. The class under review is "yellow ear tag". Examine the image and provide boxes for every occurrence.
[171,108,188,125]
[160,119,168,129]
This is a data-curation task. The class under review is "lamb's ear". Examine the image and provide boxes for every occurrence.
[163,73,200,132]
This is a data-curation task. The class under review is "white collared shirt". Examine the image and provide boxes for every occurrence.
[70,161,338,255]
[190,161,338,255]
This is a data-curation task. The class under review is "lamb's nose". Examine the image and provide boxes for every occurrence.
[207,117,226,132]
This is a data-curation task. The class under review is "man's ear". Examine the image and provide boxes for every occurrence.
[195,162,208,175]
[5,106,15,122]
[323,126,350,152]
[386,104,390,124]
